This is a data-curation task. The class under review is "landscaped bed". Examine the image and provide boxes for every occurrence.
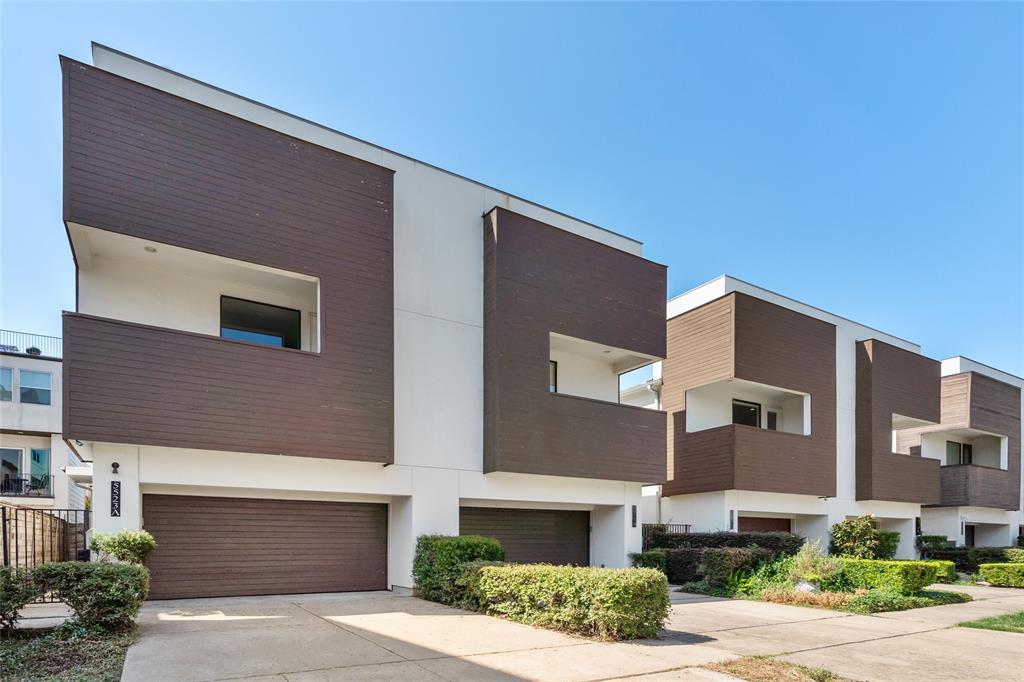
[0,628,136,682]
[708,655,853,682]
[958,611,1024,634]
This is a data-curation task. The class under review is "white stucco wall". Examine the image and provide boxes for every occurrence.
[0,355,62,434]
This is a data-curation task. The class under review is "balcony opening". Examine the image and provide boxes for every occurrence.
[914,429,1008,470]
[69,223,321,352]
[0,446,52,497]
[548,332,660,405]
[685,378,810,435]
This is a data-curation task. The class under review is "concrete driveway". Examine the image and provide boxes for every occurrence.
[122,584,1024,682]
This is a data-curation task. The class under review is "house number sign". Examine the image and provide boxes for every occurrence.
[111,481,121,518]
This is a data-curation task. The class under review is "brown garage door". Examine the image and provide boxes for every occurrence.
[459,507,589,565]
[738,516,792,533]
[143,494,387,600]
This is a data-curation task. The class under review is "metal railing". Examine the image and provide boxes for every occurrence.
[642,523,693,550]
[0,330,62,359]
[2,506,91,602]
[1,475,54,498]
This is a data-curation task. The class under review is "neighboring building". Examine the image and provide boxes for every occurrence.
[60,44,667,599]
[645,275,970,559]
[0,331,90,510]
[902,357,1023,548]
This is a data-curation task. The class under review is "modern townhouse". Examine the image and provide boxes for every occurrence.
[900,357,1022,547]
[59,44,667,599]
[640,275,989,559]
[1,331,90,510]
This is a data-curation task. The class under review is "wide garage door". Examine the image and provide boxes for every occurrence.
[143,494,388,600]
[738,516,792,533]
[459,507,589,565]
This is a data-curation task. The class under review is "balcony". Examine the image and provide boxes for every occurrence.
[63,312,392,464]
[938,464,1018,510]
[667,424,833,497]
[1,474,54,498]
[0,330,62,359]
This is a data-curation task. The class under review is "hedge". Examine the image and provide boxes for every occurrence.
[919,560,956,583]
[978,563,1024,588]
[463,563,669,639]
[646,531,803,557]
[875,531,900,560]
[1,567,40,637]
[91,529,157,565]
[33,562,149,632]
[835,559,938,595]
[662,547,769,585]
[918,535,951,551]
[413,535,504,604]
[629,550,667,573]
[923,547,1024,572]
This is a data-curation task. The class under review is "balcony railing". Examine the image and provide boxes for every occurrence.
[0,474,54,498]
[0,330,62,359]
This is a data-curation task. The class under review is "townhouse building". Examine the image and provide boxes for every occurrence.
[638,276,1024,558]
[1,331,90,510]
[60,45,666,599]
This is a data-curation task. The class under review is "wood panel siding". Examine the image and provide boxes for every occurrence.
[738,517,792,533]
[142,495,388,599]
[61,58,393,462]
[662,293,836,497]
[482,208,667,483]
[459,507,590,566]
[855,339,940,503]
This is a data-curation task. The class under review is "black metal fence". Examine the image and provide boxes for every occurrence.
[642,523,692,550]
[2,506,90,602]
[0,329,62,359]
[1,474,54,498]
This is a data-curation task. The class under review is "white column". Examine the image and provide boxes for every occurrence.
[590,484,643,568]
[388,467,460,589]
[91,444,141,538]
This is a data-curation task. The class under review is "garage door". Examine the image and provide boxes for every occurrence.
[459,507,589,565]
[738,516,792,533]
[143,494,388,600]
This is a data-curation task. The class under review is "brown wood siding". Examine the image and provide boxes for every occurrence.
[483,208,667,482]
[855,339,940,503]
[738,517,792,533]
[61,58,393,462]
[663,293,837,497]
[459,507,590,566]
[142,495,388,600]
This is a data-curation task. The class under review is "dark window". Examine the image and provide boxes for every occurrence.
[962,443,973,465]
[220,296,301,350]
[0,368,11,401]
[945,440,973,466]
[766,410,779,431]
[732,399,760,427]
[549,361,558,393]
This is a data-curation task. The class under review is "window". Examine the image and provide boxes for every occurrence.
[945,440,973,465]
[19,370,51,405]
[29,449,49,485]
[766,410,779,431]
[0,368,11,401]
[1,447,21,494]
[220,296,301,350]
[732,399,760,427]
[549,360,558,393]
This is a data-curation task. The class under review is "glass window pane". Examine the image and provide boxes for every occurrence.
[962,443,973,465]
[1,448,21,477]
[19,370,51,390]
[220,296,301,349]
[945,441,961,465]
[732,400,760,427]
[20,387,51,405]
[549,361,558,393]
[29,449,49,479]
[0,368,11,401]
[221,327,285,347]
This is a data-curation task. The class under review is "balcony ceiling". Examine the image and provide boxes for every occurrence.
[549,332,659,374]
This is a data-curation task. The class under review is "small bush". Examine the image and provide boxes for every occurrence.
[629,550,666,573]
[90,530,157,565]
[700,547,771,586]
[1,567,40,637]
[842,588,971,614]
[788,540,843,585]
[466,563,669,639]
[834,559,938,595]
[918,535,951,551]
[412,535,504,604]
[1006,548,1024,563]
[919,560,956,583]
[648,531,802,557]
[829,515,880,558]
[32,562,149,632]
[875,530,901,560]
[759,587,854,610]
[978,563,1024,588]
[733,553,796,597]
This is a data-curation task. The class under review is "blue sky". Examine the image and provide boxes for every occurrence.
[2,2,1022,374]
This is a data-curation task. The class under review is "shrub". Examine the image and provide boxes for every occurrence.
[648,531,802,557]
[664,548,704,583]
[759,587,854,610]
[1006,548,1024,563]
[90,530,157,565]
[842,588,971,614]
[466,563,669,639]
[32,562,149,632]
[875,531,900,560]
[1,567,40,638]
[978,563,1024,588]
[923,547,1024,572]
[829,515,880,558]
[454,560,507,609]
[788,540,843,585]
[700,547,771,586]
[833,559,938,595]
[919,560,956,583]
[918,535,951,551]
[733,553,796,597]
[629,550,666,573]
[412,535,504,604]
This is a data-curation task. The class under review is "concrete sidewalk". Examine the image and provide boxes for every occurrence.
[121,584,1024,682]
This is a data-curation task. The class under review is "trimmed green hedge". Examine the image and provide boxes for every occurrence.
[662,547,769,585]
[919,560,956,583]
[835,559,938,595]
[33,562,149,632]
[463,563,669,639]
[979,563,1024,588]
[413,535,504,604]
[918,535,951,551]
[922,547,1024,572]
[647,531,802,557]
[629,550,667,573]
[875,531,900,560]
